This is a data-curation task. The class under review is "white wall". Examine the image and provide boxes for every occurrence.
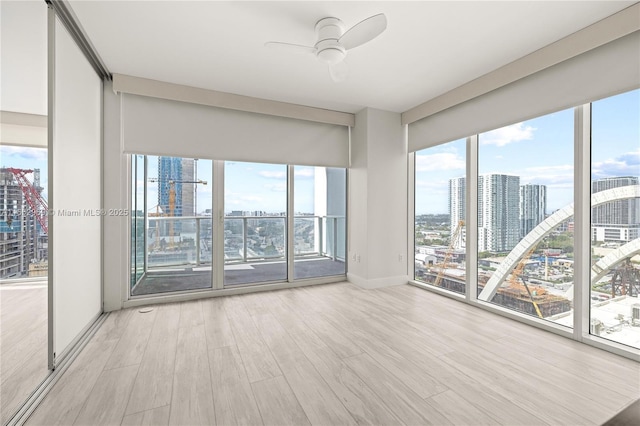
[0,0,47,116]
[348,108,408,288]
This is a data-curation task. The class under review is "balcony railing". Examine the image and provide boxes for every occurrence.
[146,216,212,269]
[143,215,345,270]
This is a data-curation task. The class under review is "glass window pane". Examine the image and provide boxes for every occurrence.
[477,109,574,327]
[224,161,287,286]
[131,155,213,296]
[590,89,640,349]
[1,147,48,279]
[294,166,346,279]
[414,138,466,294]
[131,154,145,289]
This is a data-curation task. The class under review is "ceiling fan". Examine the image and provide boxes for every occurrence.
[265,13,387,82]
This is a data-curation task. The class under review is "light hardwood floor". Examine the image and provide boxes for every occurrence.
[27,282,639,426]
[0,280,48,425]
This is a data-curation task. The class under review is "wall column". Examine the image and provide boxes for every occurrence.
[348,108,408,288]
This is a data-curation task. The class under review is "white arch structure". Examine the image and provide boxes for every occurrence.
[479,185,640,301]
[591,238,640,283]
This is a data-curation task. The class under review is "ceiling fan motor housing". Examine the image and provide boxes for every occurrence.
[315,17,346,64]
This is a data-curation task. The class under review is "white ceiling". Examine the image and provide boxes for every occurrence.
[15,1,639,115]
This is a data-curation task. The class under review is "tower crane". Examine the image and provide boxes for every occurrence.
[434,220,464,287]
[3,168,48,233]
[507,246,544,318]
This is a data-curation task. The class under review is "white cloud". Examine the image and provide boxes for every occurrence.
[0,146,48,161]
[480,123,536,147]
[593,150,640,179]
[225,194,263,206]
[294,168,314,178]
[520,164,573,186]
[415,152,464,172]
[258,170,286,179]
[264,182,286,192]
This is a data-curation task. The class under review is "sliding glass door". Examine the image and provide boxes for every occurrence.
[223,162,288,286]
[293,166,346,279]
[130,156,213,296]
[130,158,347,296]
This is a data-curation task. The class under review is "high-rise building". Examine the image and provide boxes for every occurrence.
[592,176,640,242]
[449,177,466,248]
[478,174,520,252]
[520,184,547,238]
[158,157,183,216]
[181,158,195,216]
[0,168,47,278]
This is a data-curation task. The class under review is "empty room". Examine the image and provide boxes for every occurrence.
[1,1,639,425]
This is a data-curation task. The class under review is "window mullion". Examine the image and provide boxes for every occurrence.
[467,135,479,302]
[287,165,294,282]
[574,104,592,341]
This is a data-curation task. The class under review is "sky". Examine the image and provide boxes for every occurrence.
[2,90,638,217]
[138,158,318,215]
[415,89,640,215]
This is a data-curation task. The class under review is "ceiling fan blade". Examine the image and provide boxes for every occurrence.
[339,13,387,50]
[264,41,316,54]
[329,60,349,82]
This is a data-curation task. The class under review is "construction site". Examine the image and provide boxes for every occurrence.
[0,168,48,279]
[416,219,640,346]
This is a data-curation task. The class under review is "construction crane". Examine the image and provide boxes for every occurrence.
[147,178,207,248]
[3,168,48,233]
[507,246,544,318]
[434,220,464,287]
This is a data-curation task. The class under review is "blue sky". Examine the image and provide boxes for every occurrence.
[139,158,317,214]
[3,90,638,216]
[415,89,640,215]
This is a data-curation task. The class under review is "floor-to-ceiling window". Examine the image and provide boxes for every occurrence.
[477,108,575,326]
[411,89,640,356]
[590,89,640,349]
[293,166,346,279]
[130,155,213,296]
[224,161,288,286]
[130,157,347,295]
[414,138,466,295]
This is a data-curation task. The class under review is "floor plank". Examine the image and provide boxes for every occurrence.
[343,352,452,425]
[221,296,282,383]
[251,376,310,426]
[169,324,216,426]
[121,405,170,426]
[253,312,357,426]
[73,364,138,426]
[202,297,236,349]
[209,345,263,426]
[178,300,204,328]
[289,330,403,425]
[104,308,157,370]
[125,303,180,415]
[427,389,501,425]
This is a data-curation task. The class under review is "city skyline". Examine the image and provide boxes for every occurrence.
[415,89,639,215]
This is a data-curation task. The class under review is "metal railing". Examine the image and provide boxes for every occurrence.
[143,215,345,270]
[146,216,212,269]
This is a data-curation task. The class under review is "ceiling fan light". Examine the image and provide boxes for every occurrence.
[317,47,345,65]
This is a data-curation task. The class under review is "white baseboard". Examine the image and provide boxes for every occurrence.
[347,273,409,289]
